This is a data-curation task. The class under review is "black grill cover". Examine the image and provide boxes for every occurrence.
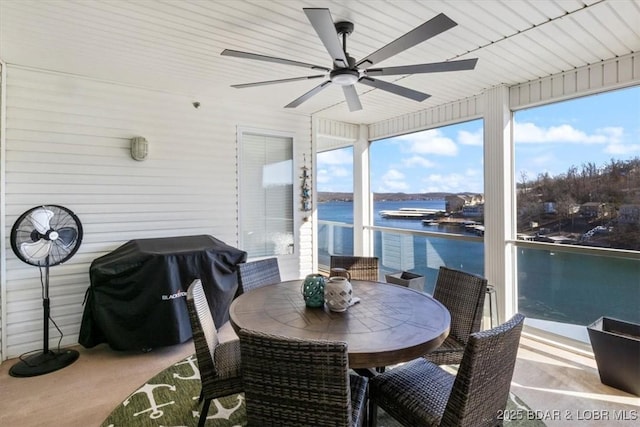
[79,235,247,351]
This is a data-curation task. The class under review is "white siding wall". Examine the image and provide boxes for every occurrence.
[1,66,313,360]
[0,61,5,360]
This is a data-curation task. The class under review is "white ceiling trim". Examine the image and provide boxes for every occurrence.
[0,0,638,125]
[368,51,640,142]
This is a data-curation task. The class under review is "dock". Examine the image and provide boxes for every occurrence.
[379,208,444,219]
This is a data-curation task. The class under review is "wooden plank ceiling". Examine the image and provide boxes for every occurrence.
[1,0,639,124]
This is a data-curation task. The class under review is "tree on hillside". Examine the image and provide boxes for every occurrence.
[555,193,578,232]
[516,157,640,242]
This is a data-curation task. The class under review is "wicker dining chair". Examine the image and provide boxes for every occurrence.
[238,328,368,427]
[236,257,281,296]
[368,313,525,427]
[186,279,244,427]
[330,255,379,281]
[424,266,487,365]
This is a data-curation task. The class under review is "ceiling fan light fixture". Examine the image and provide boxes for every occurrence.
[330,69,359,86]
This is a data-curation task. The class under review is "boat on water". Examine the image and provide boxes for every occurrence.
[379,207,444,219]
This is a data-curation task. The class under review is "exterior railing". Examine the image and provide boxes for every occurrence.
[318,220,483,293]
[511,239,640,342]
[318,219,640,343]
[318,220,355,267]
[369,225,483,294]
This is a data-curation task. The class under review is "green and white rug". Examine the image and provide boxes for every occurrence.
[102,354,545,426]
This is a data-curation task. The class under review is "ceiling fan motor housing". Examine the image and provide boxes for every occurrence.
[330,68,359,86]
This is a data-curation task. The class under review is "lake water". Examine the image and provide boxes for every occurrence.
[320,199,447,230]
[318,200,640,328]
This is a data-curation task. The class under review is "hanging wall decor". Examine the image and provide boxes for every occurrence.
[301,154,312,214]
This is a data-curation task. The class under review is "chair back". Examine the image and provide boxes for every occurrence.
[442,313,525,427]
[238,329,353,426]
[433,266,487,345]
[237,257,281,295]
[187,279,244,426]
[330,256,379,281]
[186,279,220,376]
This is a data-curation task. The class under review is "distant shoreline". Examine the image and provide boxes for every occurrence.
[317,192,480,203]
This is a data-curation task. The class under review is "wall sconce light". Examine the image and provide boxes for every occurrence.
[130,137,149,161]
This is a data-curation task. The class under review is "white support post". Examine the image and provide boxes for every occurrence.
[353,124,371,256]
[483,85,516,324]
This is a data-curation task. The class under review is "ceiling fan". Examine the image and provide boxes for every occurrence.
[221,8,478,112]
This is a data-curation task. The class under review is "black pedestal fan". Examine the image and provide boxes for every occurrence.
[9,205,83,377]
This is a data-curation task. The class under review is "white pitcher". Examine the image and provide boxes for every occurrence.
[324,276,353,312]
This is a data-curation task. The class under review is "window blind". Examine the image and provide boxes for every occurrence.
[239,132,294,257]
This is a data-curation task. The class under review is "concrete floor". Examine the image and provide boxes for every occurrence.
[508,334,639,426]
[0,329,637,427]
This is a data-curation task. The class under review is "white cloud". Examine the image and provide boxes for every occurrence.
[316,168,330,184]
[378,168,409,192]
[605,143,640,155]
[316,166,351,184]
[329,166,350,177]
[514,122,623,145]
[382,169,405,180]
[458,129,483,146]
[514,122,637,157]
[395,129,458,156]
[604,128,640,155]
[465,168,481,177]
[317,149,353,165]
[600,126,624,140]
[420,172,483,193]
[402,156,436,168]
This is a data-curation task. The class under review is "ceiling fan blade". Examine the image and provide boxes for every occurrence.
[357,13,457,69]
[342,85,362,111]
[55,227,78,248]
[28,208,54,235]
[285,80,332,108]
[359,77,430,102]
[231,75,326,89]
[221,49,330,72]
[20,240,52,262]
[366,58,478,76]
[304,8,349,68]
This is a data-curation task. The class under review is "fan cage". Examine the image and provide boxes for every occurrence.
[10,205,83,267]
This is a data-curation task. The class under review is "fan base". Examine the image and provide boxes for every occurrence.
[9,349,79,377]
[335,21,354,36]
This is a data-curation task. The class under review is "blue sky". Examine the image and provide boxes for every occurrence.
[318,86,640,194]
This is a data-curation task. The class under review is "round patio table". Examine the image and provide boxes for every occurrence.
[229,279,450,369]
